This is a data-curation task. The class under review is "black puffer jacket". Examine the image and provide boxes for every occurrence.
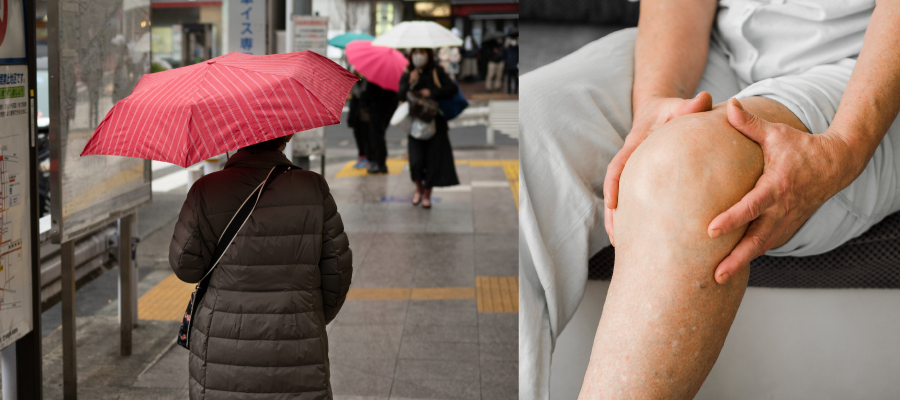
[170,149,352,399]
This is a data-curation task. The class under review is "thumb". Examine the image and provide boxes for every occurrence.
[726,98,770,144]
[670,91,713,121]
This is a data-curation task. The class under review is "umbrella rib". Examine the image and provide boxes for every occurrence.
[188,110,215,164]
[197,86,241,150]
[253,72,299,132]
[208,67,270,142]
[220,52,354,106]
[235,69,293,137]
[221,66,279,140]
[120,67,194,159]
[182,61,232,160]
[266,72,307,132]
[203,75,253,147]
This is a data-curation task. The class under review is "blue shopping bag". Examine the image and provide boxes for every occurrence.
[438,88,469,121]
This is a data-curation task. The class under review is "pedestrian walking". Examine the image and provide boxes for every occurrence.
[460,35,480,81]
[361,77,399,174]
[344,40,408,175]
[81,51,358,399]
[399,48,461,208]
[504,36,519,95]
[485,37,506,92]
[170,136,352,398]
[348,75,370,169]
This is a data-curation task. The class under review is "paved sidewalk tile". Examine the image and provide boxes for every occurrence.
[26,147,518,399]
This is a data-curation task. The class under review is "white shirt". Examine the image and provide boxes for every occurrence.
[715,0,874,84]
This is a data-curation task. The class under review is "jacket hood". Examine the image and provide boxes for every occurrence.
[224,148,299,170]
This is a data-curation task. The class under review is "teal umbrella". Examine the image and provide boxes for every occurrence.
[329,32,376,49]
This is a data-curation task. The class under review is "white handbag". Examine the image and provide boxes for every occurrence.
[409,117,436,140]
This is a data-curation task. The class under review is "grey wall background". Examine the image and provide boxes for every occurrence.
[520,0,638,74]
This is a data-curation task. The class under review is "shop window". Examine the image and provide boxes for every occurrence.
[375,2,395,36]
[414,2,451,18]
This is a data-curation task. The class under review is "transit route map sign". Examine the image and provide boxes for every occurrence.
[0,63,34,349]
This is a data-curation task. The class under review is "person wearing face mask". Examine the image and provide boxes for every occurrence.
[398,48,461,208]
[504,35,519,95]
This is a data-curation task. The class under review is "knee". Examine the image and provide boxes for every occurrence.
[615,109,764,247]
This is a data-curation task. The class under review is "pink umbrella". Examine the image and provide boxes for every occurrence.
[345,40,409,92]
[81,51,358,167]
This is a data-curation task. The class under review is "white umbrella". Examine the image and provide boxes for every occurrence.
[372,21,463,49]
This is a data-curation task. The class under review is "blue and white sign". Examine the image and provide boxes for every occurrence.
[0,0,26,64]
[227,0,266,55]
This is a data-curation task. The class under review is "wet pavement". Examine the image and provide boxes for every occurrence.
[25,107,519,399]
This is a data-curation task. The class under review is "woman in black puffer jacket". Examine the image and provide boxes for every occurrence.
[170,135,352,399]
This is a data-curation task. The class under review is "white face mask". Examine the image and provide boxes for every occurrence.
[412,53,428,68]
[509,40,518,46]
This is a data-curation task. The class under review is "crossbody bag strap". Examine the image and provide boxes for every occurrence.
[432,68,442,89]
[198,165,286,283]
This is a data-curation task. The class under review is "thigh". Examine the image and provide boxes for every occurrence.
[736,59,900,256]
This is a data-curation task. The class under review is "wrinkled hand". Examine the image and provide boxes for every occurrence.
[709,99,859,284]
[604,92,714,245]
[419,88,431,98]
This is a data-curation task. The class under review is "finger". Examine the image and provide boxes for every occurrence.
[603,143,637,210]
[726,98,771,144]
[714,214,778,284]
[670,91,713,121]
[708,181,778,238]
[605,206,615,247]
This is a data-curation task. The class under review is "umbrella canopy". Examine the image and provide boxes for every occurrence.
[346,40,408,92]
[81,51,358,167]
[372,21,463,49]
[328,32,375,49]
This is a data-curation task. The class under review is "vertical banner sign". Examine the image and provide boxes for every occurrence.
[290,16,329,156]
[229,0,265,55]
[0,0,33,350]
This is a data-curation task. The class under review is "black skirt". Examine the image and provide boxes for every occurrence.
[408,117,459,188]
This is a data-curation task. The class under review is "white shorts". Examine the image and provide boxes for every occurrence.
[519,27,900,399]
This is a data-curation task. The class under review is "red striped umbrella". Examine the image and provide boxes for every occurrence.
[81,51,358,167]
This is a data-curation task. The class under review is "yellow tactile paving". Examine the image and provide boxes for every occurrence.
[138,273,196,321]
[501,160,519,210]
[476,276,519,313]
[410,287,476,300]
[137,275,517,319]
[334,158,408,178]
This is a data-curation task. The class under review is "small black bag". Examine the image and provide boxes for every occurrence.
[407,91,440,123]
[177,166,287,350]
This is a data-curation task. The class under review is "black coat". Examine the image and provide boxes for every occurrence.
[360,79,399,132]
[398,64,460,188]
[504,45,519,71]
[170,149,352,398]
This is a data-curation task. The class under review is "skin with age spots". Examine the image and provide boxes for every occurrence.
[578,98,808,400]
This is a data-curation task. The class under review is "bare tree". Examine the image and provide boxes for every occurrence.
[337,0,367,33]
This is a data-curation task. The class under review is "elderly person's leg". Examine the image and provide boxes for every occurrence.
[578,98,808,400]
[520,27,741,399]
